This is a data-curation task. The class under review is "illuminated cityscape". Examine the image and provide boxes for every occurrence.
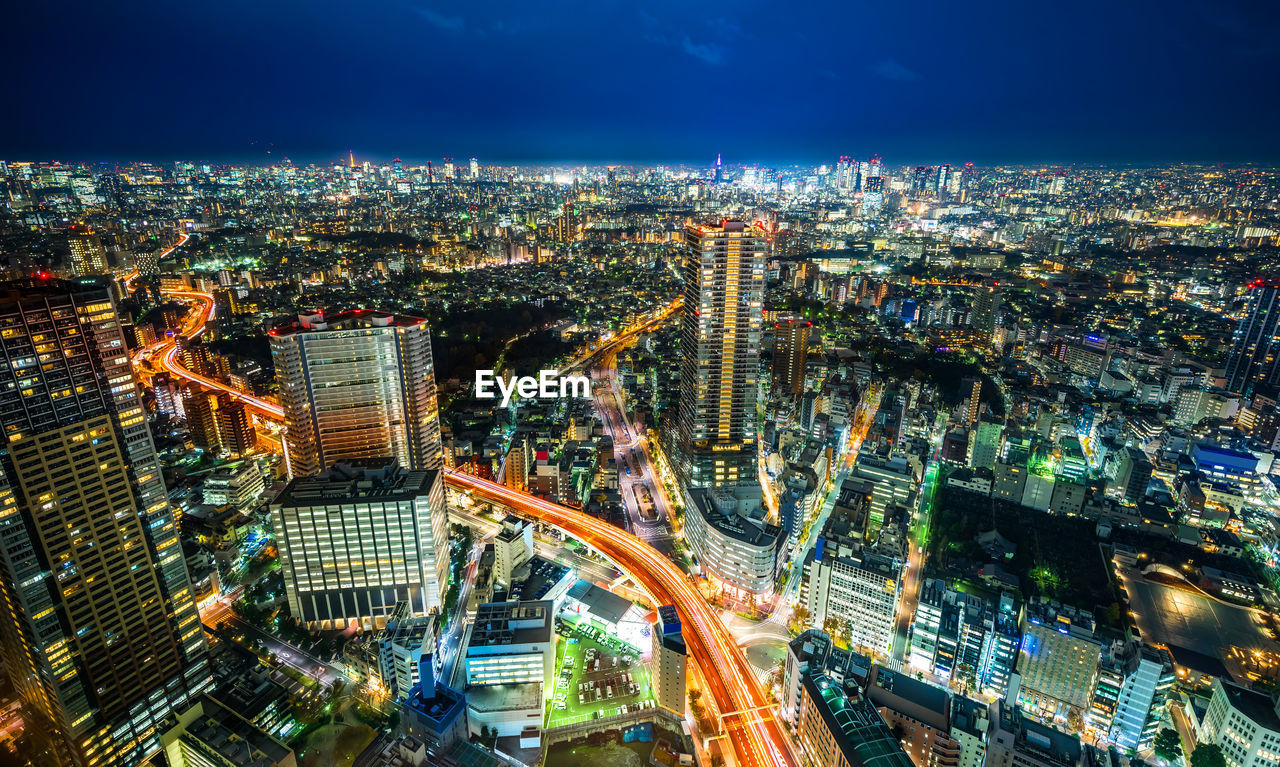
[3,3,1280,767]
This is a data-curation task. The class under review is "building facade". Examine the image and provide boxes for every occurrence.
[270,460,448,628]
[675,220,767,488]
[0,279,209,766]
[271,309,443,477]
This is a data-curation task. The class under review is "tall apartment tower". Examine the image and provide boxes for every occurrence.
[651,605,688,717]
[67,230,108,276]
[970,283,1002,343]
[773,318,811,399]
[271,309,443,478]
[0,279,209,767]
[964,377,983,426]
[676,220,767,488]
[1225,279,1280,396]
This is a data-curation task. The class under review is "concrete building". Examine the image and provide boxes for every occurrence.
[0,279,209,767]
[160,694,296,767]
[866,666,961,767]
[803,503,904,657]
[683,484,782,596]
[773,318,812,399]
[910,580,1020,697]
[202,462,266,511]
[493,515,534,587]
[1200,678,1280,767]
[400,656,468,760]
[652,605,688,717]
[987,699,1085,767]
[464,601,553,687]
[271,309,443,478]
[797,674,915,767]
[1016,616,1102,728]
[270,460,448,628]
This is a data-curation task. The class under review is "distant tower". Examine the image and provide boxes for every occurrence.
[714,153,723,183]
[970,282,1002,345]
[67,229,108,276]
[676,220,767,488]
[348,150,355,168]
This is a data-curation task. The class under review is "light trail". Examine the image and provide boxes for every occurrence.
[132,284,793,767]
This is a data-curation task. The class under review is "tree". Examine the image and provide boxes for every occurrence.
[1190,744,1226,767]
[1154,729,1182,762]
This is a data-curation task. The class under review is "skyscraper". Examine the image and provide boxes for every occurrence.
[271,309,443,478]
[676,220,766,488]
[67,229,108,276]
[772,318,812,399]
[0,279,208,766]
[1225,279,1280,395]
[970,282,1002,344]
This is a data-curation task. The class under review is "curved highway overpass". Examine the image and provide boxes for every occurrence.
[135,281,793,767]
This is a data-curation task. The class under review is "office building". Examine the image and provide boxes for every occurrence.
[797,674,914,767]
[1200,678,1280,767]
[202,462,266,511]
[675,220,767,488]
[184,387,220,451]
[652,605,688,717]
[0,279,208,767]
[1106,644,1173,752]
[970,283,1001,343]
[271,309,443,478]
[400,655,468,759]
[493,515,534,587]
[67,229,108,276]
[803,502,904,656]
[910,580,1020,697]
[682,484,781,597]
[773,318,812,399]
[1226,279,1280,395]
[463,600,552,741]
[1016,615,1102,727]
[986,699,1085,767]
[215,393,256,456]
[847,457,917,527]
[866,666,962,767]
[160,694,297,767]
[270,460,448,628]
[969,416,1004,470]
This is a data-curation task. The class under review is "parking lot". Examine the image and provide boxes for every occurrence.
[547,617,655,727]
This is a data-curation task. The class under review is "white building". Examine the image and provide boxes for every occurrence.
[202,462,266,511]
[682,485,782,596]
[1200,678,1280,767]
[270,460,448,629]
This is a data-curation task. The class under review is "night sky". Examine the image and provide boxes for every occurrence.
[8,0,1279,165]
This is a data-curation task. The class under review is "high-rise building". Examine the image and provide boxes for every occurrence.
[271,309,443,478]
[183,386,220,451]
[1016,614,1102,727]
[67,229,108,276]
[651,605,687,717]
[963,377,982,425]
[0,279,208,766]
[270,460,448,628]
[676,220,766,488]
[1225,279,1280,395]
[215,392,256,456]
[970,283,1001,344]
[773,318,811,399]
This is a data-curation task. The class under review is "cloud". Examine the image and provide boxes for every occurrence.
[682,37,726,65]
[870,58,920,82]
[414,7,464,31]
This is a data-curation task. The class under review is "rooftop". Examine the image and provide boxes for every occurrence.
[269,308,428,336]
[272,460,438,506]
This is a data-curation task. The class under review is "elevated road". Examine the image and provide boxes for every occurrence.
[135,285,793,767]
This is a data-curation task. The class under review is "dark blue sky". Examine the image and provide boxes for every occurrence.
[8,0,1279,165]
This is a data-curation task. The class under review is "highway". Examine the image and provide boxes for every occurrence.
[448,470,795,767]
[136,283,794,767]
